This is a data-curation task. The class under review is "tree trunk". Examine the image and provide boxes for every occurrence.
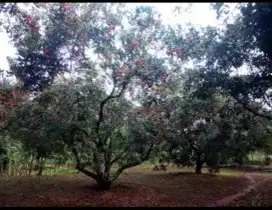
[96,174,112,190]
[195,157,203,174]
[251,152,254,165]
[28,155,34,175]
[239,155,244,166]
[96,178,112,190]
[37,158,45,176]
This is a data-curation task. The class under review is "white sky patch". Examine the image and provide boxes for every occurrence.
[0,33,17,70]
[126,3,220,27]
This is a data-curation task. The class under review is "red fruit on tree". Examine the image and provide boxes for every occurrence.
[44,48,50,56]
[79,31,85,40]
[63,3,70,11]
[29,24,39,33]
[0,110,8,124]
[109,25,115,31]
[135,58,144,65]
[12,89,21,99]
[116,67,129,75]
[176,49,183,58]
[25,16,32,25]
[160,75,167,81]
[7,98,16,107]
[105,34,111,41]
[130,40,137,49]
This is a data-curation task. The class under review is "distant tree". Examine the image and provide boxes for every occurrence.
[192,3,272,121]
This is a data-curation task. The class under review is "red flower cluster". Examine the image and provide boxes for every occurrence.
[0,88,25,108]
[136,107,151,114]
[12,89,21,99]
[166,48,183,57]
[105,24,116,41]
[160,75,168,81]
[105,34,111,41]
[116,67,129,75]
[44,48,50,56]
[135,58,145,66]
[7,98,16,107]
[79,30,86,40]
[0,110,8,124]
[63,3,71,11]
[130,40,138,49]
[25,16,32,25]
[109,25,115,31]
[25,16,39,33]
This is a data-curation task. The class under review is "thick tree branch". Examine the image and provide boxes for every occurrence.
[263,94,272,109]
[72,147,98,180]
[95,82,127,145]
[76,166,98,180]
[187,136,200,156]
[233,95,272,120]
[109,145,131,165]
[104,137,113,174]
[112,143,154,181]
[68,124,89,147]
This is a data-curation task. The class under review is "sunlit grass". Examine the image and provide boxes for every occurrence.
[219,169,242,177]
[43,167,77,176]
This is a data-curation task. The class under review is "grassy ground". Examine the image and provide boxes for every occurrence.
[0,164,251,207]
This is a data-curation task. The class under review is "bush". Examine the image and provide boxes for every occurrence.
[208,167,220,174]
[152,164,167,171]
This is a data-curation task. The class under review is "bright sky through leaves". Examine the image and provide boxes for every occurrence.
[0,3,224,71]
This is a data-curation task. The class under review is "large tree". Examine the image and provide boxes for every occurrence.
[191,3,272,121]
[1,3,200,189]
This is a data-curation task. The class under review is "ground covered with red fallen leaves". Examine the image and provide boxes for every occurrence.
[227,179,272,207]
[0,171,250,207]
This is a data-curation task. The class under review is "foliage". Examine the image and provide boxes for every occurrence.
[0,3,272,192]
[192,3,272,121]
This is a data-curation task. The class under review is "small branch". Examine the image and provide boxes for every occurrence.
[263,94,272,109]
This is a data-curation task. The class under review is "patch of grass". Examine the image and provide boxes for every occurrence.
[43,167,77,176]
[219,169,243,177]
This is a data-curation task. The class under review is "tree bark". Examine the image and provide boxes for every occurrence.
[96,174,112,190]
[195,156,203,174]
[28,155,34,175]
[37,158,45,176]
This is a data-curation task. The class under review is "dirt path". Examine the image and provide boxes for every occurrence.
[211,173,271,207]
